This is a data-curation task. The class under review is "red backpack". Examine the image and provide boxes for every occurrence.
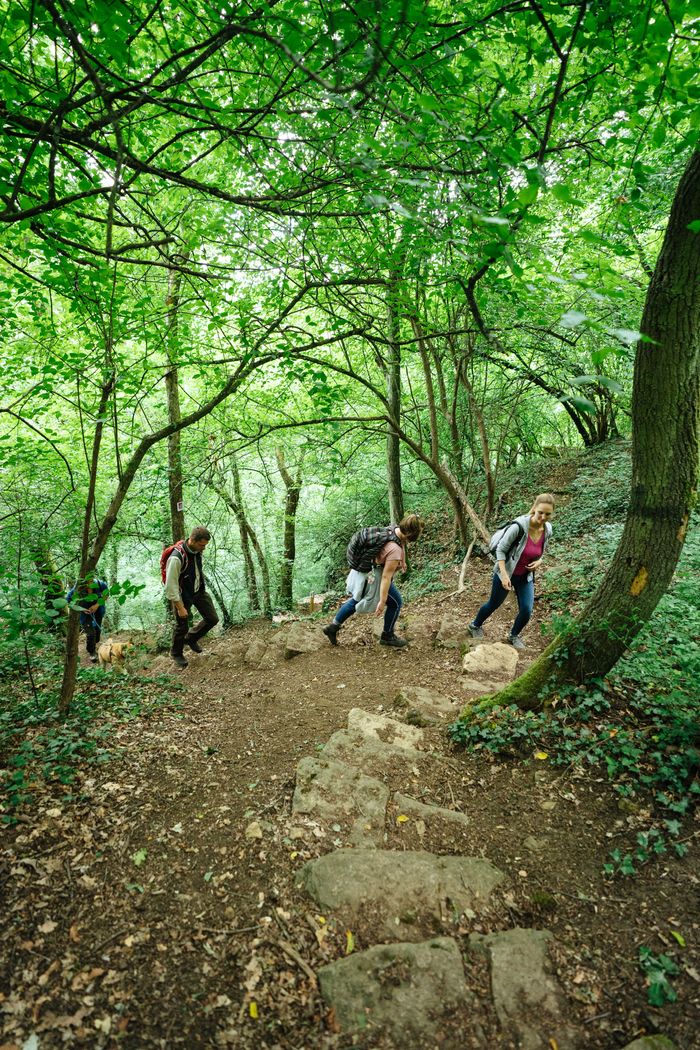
[160,540,189,584]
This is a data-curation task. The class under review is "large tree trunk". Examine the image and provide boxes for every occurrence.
[230,459,271,615]
[386,279,404,523]
[275,448,303,610]
[164,261,187,541]
[210,454,260,610]
[209,458,272,616]
[60,376,114,713]
[491,151,700,711]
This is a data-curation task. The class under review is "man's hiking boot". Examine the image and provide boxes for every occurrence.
[380,632,408,648]
[171,652,189,669]
[468,623,484,639]
[185,635,203,653]
[323,623,340,646]
[507,634,526,650]
[88,654,98,664]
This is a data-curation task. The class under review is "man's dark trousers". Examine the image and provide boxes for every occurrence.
[171,591,219,657]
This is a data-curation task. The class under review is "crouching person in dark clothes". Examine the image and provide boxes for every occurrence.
[163,526,219,669]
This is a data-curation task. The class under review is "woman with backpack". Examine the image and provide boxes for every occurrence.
[323,513,424,648]
[468,494,554,650]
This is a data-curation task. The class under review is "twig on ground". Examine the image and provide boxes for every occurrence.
[272,936,317,985]
[93,928,128,953]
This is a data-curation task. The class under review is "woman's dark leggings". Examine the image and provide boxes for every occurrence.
[473,572,535,637]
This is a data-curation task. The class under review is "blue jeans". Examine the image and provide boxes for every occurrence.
[334,582,403,635]
[473,572,534,638]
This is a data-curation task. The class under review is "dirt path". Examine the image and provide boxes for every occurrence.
[2,564,697,1048]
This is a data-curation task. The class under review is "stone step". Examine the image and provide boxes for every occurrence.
[298,848,504,941]
[291,756,388,847]
[321,727,442,781]
[469,927,577,1050]
[393,685,461,725]
[347,707,425,750]
[318,937,475,1045]
[461,640,522,694]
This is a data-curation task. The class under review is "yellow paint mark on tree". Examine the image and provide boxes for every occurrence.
[630,567,649,596]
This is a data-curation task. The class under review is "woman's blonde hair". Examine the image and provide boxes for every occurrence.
[399,513,425,541]
[529,493,556,513]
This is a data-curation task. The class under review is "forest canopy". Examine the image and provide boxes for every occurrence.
[0,0,698,706]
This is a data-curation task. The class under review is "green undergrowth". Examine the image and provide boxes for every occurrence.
[0,665,183,825]
[449,678,699,875]
[450,439,699,876]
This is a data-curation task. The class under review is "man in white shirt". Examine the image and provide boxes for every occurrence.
[164,526,219,669]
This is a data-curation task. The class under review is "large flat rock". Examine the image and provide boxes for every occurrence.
[292,756,388,847]
[322,728,436,780]
[393,685,459,724]
[318,937,471,1042]
[347,708,425,750]
[462,642,519,678]
[299,849,504,940]
[470,927,575,1050]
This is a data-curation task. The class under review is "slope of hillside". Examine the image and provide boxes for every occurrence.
[2,444,697,1049]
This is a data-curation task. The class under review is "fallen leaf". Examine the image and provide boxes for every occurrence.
[396,814,409,825]
[534,751,548,760]
[345,930,355,955]
[131,849,147,867]
[38,920,57,935]
[248,1001,258,1019]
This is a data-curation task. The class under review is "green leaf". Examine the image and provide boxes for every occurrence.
[570,375,624,395]
[688,220,700,233]
[562,396,598,416]
[551,183,585,206]
[131,848,147,867]
[518,185,538,206]
[648,979,677,1006]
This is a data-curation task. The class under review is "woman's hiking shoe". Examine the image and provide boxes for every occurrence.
[507,634,526,650]
[323,623,340,646]
[468,623,484,639]
[171,653,189,669]
[380,632,408,648]
[185,635,203,653]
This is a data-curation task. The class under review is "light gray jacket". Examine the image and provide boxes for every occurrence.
[495,513,552,580]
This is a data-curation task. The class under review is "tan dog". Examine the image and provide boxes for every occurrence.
[98,639,130,672]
